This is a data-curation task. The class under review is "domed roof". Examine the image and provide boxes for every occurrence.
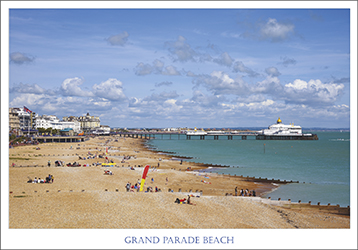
[277,117,282,123]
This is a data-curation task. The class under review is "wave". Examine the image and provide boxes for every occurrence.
[329,139,350,142]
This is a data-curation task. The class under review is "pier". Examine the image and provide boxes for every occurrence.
[116,132,318,140]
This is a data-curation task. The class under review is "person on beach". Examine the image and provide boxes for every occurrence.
[125,182,131,192]
[187,195,196,205]
[48,160,51,167]
[235,187,238,196]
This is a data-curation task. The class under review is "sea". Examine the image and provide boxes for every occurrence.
[146,131,351,207]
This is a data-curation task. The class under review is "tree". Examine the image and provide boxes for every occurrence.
[37,128,46,134]
[9,134,16,141]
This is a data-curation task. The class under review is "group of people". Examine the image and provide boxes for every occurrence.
[235,187,256,197]
[124,180,162,193]
[146,186,161,192]
[28,174,54,184]
[55,160,65,166]
[104,170,113,175]
[174,195,196,205]
[125,181,139,192]
[121,155,133,163]
[79,155,97,160]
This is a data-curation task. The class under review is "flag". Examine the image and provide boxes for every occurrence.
[24,106,32,113]
[139,165,150,191]
[106,147,108,155]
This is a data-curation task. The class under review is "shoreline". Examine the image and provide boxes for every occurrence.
[142,136,350,207]
[141,138,303,201]
[115,137,349,213]
[8,135,350,228]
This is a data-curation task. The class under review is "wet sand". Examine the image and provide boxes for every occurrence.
[8,135,350,229]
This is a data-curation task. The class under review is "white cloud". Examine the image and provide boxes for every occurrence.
[9,93,45,108]
[135,62,153,76]
[92,78,127,101]
[221,31,241,38]
[162,65,180,76]
[246,99,275,110]
[10,52,35,64]
[284,79,345,105]
[153,59,164,72]
[252,75,282,94]
[135,60,180,76]
[155,81,173,87]
[194,71,250,96]
[279,56,297,67]
[60,77,92,97]
[189,90,227,108]
[166,36,197,62]
[285,79,308,90]
[260,18,294,42]
[127,91,183,119]
[211,71,235,84]
[232,61,259,77]
[107,31,129,46]
[213,52,234,67]
[163,99,182,112]
[265,67,281,77]
[10,83,46,94]
[186,71,197,77]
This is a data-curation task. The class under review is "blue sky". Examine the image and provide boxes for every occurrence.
[5,3,356,129]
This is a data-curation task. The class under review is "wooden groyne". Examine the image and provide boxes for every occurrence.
[9,189,349,215]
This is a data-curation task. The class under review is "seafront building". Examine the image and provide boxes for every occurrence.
[9,107,38,131]
[35,115,81,133]
[8,107,38,136]
[9,108,102,135]
[63,113,100,132]
[9,108,20,131]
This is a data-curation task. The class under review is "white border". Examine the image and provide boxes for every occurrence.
[2,1,357,249]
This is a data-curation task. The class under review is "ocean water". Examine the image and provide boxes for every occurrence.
[146,132,350,207]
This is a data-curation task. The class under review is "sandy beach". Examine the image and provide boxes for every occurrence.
[8,135,350,229]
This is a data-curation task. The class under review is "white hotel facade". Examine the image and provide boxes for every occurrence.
[35,115,81,133]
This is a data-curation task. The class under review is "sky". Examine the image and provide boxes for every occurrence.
[4,3,356,129]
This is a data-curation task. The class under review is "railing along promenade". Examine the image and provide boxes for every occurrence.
[34,135,86,143]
